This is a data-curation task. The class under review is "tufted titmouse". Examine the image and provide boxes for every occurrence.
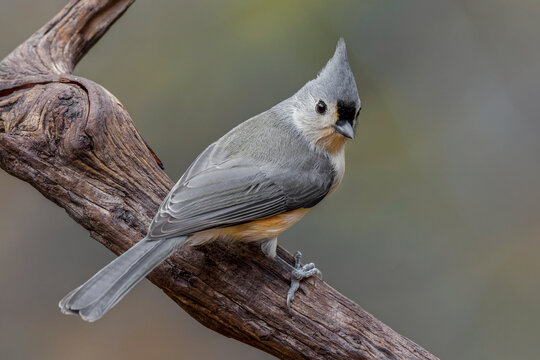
[59,38,361,322]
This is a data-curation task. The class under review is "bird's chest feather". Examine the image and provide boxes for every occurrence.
[329,148,346,192]
[313,129,346,192]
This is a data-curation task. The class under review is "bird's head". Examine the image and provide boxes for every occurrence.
[291,38,361,154]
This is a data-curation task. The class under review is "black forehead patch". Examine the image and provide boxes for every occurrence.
[337,100,357,121]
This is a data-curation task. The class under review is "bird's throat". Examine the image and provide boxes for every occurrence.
[315,127,348,154]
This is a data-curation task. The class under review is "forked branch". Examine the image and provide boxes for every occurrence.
[0,1,438,359]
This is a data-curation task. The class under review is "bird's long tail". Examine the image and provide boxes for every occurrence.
[59,236,187,322]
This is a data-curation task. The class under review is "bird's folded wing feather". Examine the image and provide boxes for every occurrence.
[147,143,333,239]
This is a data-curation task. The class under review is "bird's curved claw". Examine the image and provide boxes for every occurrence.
[286,251,323,310]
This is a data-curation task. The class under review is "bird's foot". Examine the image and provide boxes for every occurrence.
[286,251,322,310]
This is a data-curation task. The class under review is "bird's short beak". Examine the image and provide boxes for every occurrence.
[333,119,355,139]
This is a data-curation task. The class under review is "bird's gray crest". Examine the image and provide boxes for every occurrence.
[312,38,359,104]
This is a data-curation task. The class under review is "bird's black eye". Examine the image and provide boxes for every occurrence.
[316,100,327,114]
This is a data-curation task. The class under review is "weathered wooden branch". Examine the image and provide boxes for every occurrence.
[0,1,438,359]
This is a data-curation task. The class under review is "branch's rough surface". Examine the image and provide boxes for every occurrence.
[0,1,438,359]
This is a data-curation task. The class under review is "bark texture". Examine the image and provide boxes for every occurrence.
[0,1,439,359]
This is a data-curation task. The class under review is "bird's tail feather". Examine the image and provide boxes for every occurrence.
[59,236,186,322]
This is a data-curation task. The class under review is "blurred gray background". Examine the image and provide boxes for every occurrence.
[1,0,539,359]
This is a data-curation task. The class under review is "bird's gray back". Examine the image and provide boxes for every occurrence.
[218,108,315,166]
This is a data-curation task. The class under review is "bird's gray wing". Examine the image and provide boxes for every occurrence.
[147,143,334,239]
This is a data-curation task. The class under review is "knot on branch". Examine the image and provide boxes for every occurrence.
[0,83,89,160]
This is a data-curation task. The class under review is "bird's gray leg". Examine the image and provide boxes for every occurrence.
[260,238,322,310]
[261,237,278,258]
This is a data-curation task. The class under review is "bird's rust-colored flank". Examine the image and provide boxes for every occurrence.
[189,208,311,245]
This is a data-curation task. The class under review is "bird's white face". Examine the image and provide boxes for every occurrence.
[292,91,361,155]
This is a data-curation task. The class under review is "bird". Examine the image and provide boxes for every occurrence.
[59,38,361,322]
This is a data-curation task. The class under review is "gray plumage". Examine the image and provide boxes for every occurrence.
[305,38,359,106]
[59,38,360,321]
[59,236,186,322]
[148,110,335,239]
